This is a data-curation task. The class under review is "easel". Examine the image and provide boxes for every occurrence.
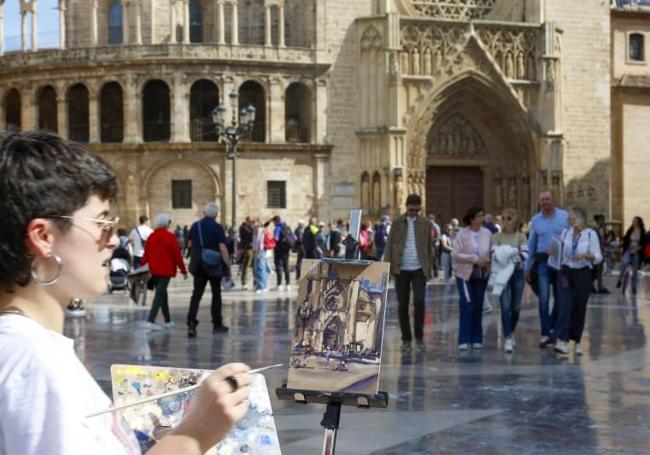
[276,210,390,455]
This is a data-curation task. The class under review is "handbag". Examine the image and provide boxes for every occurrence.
[198,221,223,277]
[471,265,489,281]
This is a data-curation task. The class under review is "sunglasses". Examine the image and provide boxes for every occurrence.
[48,215,119,245]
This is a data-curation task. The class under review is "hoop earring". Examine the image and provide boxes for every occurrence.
[31,254,63,286]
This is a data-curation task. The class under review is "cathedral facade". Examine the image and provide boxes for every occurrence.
[0,0,643,227]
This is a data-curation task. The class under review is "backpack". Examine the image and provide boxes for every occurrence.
[279,224,296,251]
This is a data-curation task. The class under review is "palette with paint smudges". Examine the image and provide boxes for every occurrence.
[110,365,282,454]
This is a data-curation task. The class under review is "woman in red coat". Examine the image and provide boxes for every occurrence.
[141,213,187,330]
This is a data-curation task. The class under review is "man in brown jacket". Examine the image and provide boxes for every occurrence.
[384,194,433,352]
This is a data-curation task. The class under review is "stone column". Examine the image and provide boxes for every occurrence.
[21,86,34,130]
[56,88,66,137]
[0,1,5,56]
[124,76,141,143]
[315,79,327,143]
[182,0,190,44]
[169,0,176,43]
[90,0,98,46]
[135,1,143,44]
[278,2,285,48]
[269,78,284,143]
[21,10,27,51]
[231,1,238,45]
[264,4,272,47]
[122,1,130,44]
[216,0,225,45]
[31,1,38,51]
[58,0,66,49]
[172,74,190,142]
[88,86,99,143]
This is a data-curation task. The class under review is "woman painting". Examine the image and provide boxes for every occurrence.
[0,131,251,454]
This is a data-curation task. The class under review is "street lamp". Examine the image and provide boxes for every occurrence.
[211,91,256,258]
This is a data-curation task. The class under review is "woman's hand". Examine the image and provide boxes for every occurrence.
[169,363,251,453]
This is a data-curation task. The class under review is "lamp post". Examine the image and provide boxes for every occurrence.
[211,91,256,256]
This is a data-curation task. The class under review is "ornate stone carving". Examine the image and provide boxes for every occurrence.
[476,26,538,80]
[400,21,465,76]
[409,0,497,20]
[361,25,383,51]
[427,115,487,159]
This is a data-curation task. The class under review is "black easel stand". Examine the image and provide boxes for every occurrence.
[275,386,389,455]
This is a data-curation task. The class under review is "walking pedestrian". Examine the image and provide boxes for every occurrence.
[359,222,372,260]
[452,207,493,351]
[524,191,569,348]
[592,214,610,294]
[294,220,306,279]
[490,208,528,353]
[554,207,603,354]
[239,217,254,290]
[129,214,153,268]
[616,216,646,294]
[141,213,188,331]
[186,203,231,337]
[384,194,433,353]
[328,220,343,258]
[252,219,270,293]
[272,216,293,290]
[303,217,319,259]
[315,221,327,259]
[0,131,251,455]
[428,214,442,278]
[440,224,454,284]
[374,216,391,261]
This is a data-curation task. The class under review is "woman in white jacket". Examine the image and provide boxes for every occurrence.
[491,209,528,353]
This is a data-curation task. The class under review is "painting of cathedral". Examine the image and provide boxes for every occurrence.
[287,260,390,394]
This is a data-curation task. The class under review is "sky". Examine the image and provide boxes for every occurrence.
[3,0,60,51]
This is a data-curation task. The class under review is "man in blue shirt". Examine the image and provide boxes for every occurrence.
[525,191,569,348]
[187,202,231,337]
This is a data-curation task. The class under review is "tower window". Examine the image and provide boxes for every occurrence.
[629,33,645,62]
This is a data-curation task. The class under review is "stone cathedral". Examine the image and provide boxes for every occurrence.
[0,0,647,227]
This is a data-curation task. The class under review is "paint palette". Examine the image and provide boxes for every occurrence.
[110,365,281,454]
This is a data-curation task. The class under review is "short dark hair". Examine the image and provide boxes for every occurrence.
[462,206,484,226]
[405,194,422,206]
[0,131,118,292]
[273,215,281,224]
[139,215,149,224]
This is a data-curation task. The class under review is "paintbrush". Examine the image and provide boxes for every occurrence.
[86,363,283,418]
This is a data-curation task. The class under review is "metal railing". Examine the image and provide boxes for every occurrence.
[286,122,309,143]
[190,117,218,142]
[143,122,171,142]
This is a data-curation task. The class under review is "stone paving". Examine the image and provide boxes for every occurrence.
[68,272,650,454]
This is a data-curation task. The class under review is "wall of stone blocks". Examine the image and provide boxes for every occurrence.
[324,0,374,218]
[546,0,612,217]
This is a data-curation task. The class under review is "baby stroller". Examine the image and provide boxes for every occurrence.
[107,245,132,294]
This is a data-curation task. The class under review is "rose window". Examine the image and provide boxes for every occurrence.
[410,0,498,20]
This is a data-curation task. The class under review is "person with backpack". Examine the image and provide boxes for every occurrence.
[302,217,319,259]
[129,214,153,268]
[272,215,294,291]
[374,216,391,261]
[294,221,306,279]
[328,220,343,258]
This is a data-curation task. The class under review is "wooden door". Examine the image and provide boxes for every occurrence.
[426,166,483,224]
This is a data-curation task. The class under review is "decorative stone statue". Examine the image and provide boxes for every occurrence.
[505,52,514,79]
[424,47,432,75]
[394,172,404,208]
[412,48,420,75]
[401,50,410,74]
[493,177,503,210]
[516,52,525,79]
[434,48,443,70]
[507,176,517,208]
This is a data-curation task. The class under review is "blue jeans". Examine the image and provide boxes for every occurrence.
[441,251,452,283]
[619,251,641,290]
[457,277,487,345]
[536,260,559,338]
[499,269,525,338]
[253,253,270,290]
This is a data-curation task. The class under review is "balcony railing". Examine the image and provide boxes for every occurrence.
[101,122,124,143]
[69,124,89,143]
[190,117,218,142]
[143,122,171,142]
[286,121,310,143]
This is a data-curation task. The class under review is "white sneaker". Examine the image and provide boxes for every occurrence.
[471,343,483,349]
[504,338,514,353]
[275,285,285,291]
[143,322,162,331]
[285,285,292,291]
[255,288,269,294]
[242,285,249,291]
[574,343,583,356]
[554,340,569,354]
[458,343,469,351]
[163,322,175,329]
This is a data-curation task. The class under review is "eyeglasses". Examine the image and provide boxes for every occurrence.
[47,215,119,246]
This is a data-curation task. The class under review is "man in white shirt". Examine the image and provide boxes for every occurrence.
[129,215,153,268]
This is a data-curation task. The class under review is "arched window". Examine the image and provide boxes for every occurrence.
[239,80,266,142]
[142,80,171,142]
[189,0,204,43]
[4,89,21,133]
[100,82,124,143]
[285,82,312,143]
[240,0,264,45]
[190,80,219,142]
[38,86,58,133]
[108,2,123,45]
[68,84,89,142]
[629,33,645,62]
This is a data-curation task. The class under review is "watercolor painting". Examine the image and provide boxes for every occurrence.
[287,259,390,394]
[110,365,281,454]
